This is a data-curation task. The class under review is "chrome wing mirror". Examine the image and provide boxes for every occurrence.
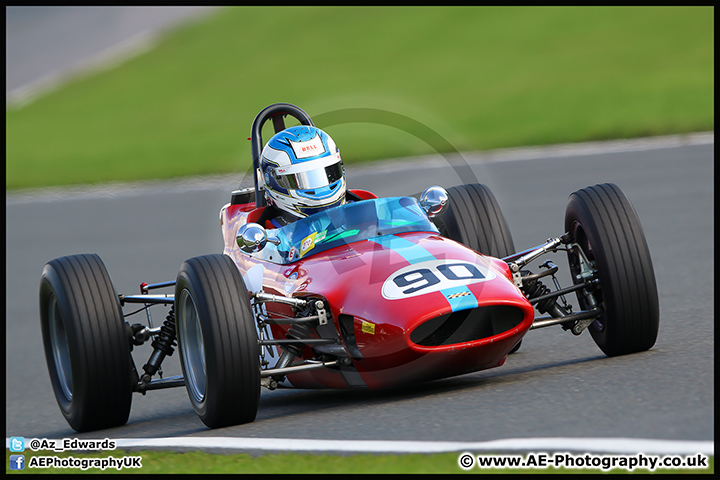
[236,223,280,253]
[419,186,449,218]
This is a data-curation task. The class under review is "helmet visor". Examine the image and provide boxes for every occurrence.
[275,161,343,190]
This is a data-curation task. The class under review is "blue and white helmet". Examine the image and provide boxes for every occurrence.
[260,126,346,218]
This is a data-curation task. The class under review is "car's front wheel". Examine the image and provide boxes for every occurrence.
[175,254,260,428]
[565,183,659,357]
[39,254,134,432]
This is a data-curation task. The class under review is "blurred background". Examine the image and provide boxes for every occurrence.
[6,6,713,190]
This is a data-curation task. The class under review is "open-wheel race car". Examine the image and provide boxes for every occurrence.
[39,103,659,432]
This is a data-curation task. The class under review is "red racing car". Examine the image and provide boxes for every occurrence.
[39,103,659,431]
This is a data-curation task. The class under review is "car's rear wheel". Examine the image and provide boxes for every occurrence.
[565,183,659,357]
[433,183,515,258]
[175,254,260,428]
[433,183,518,351]
[39,254,133,432]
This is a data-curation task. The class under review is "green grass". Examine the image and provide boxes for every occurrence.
[5,6,714,190]
[6,450,714,474]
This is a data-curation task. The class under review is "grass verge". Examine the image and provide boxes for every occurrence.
[6,6,713,190]
[5,450,714,474]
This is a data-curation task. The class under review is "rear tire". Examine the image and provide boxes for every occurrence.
[433,184,515,258]
[175,254,260,428]
[39,254,133,432]
[565,183,659,357]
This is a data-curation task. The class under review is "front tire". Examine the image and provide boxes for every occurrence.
[565,183,659,357]
[433,183,515,258]
[175,254,260,428]
[39,254,133,432]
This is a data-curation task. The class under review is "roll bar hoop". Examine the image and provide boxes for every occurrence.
[250,103,315,207]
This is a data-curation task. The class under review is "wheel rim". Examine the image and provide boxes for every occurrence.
[177,289,207,404]
[569,221,605,332]
[48,294,73,401]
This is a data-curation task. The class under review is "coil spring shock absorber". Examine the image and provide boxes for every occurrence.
[269,310,319,383]
[286,322,316,357]
[522,265,569,318]
[523,276,555,314]
[141,308,177,384]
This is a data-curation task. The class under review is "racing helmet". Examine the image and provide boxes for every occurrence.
[260,125,346,218]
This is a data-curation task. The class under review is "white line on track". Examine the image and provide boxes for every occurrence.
[112,436,714,455]
[7,436,713,455]
[6,31,157,110]
[6,132,713,205]
[358,131,715,173]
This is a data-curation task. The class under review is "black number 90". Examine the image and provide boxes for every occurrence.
[393,263,484,294]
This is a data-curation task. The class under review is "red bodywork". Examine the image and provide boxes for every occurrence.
[220,194,535,389]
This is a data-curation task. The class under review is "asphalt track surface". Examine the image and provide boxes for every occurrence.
[6,6,218,104]
[5,138,714,454]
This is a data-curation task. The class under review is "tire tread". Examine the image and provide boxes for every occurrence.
[435,184,515,258]
[176,254,259,428]
[40,253,132,432]
[565,183,659,356]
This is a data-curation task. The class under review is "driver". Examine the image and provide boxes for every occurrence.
[258,126,348,228]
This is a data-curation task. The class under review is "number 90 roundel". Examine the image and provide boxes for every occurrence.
[381,259,496,300]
